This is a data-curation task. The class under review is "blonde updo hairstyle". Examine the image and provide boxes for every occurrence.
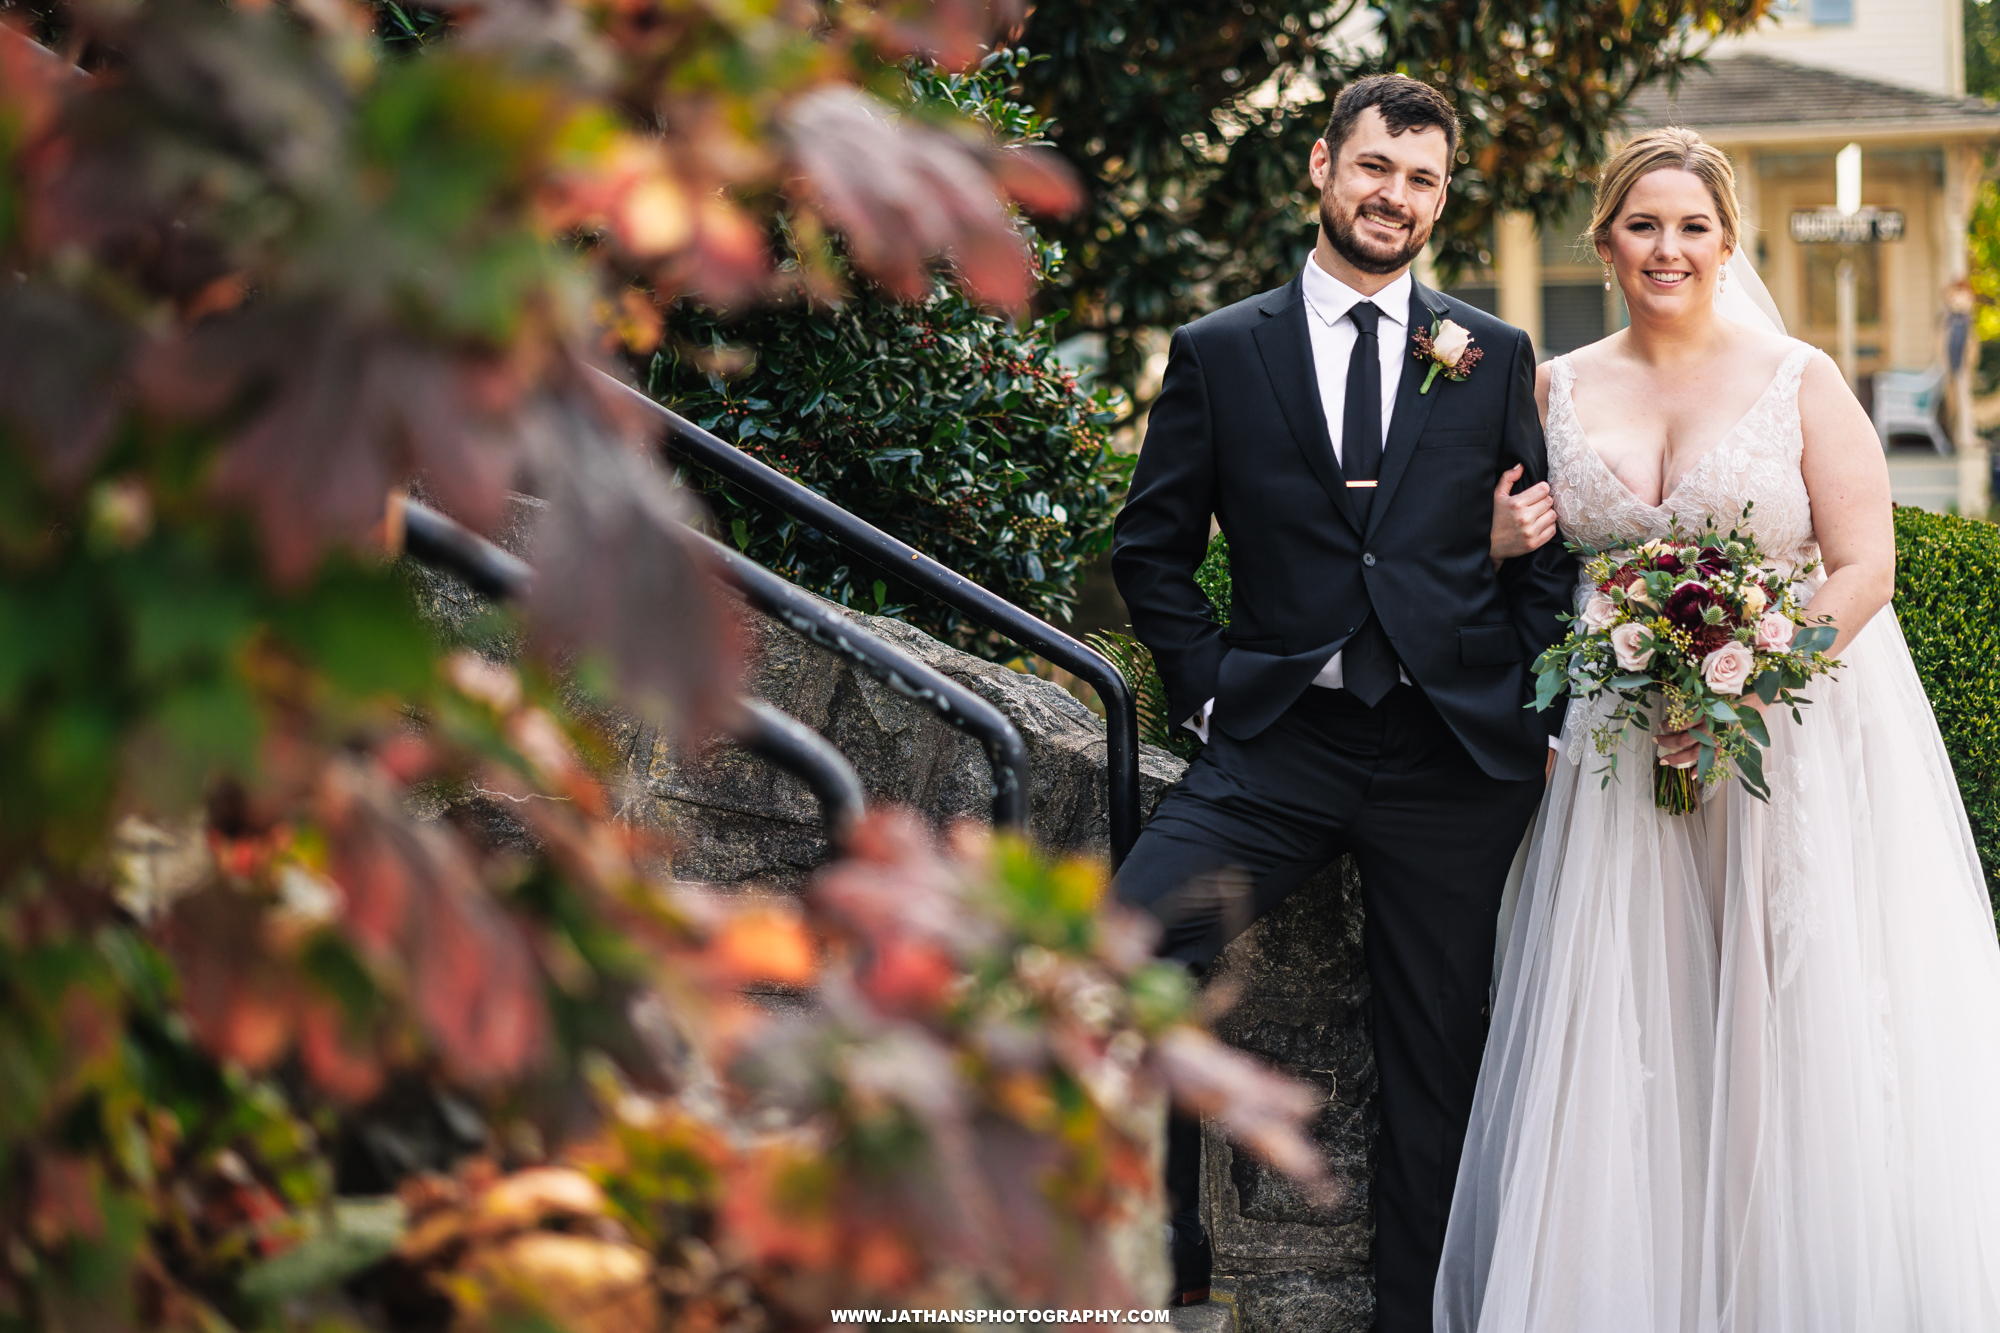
[1586,127,1742,261]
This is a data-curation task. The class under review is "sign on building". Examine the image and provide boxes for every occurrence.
[1789,208,1907,243]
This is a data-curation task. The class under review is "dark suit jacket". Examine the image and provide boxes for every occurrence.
[1111,272,1575,782]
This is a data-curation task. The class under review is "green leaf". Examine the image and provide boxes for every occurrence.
[240,1197,406,1303]
[1707,701,1740,725]
[1739,708,1771,747]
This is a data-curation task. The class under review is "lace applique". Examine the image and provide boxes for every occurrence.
[1767,753,1822,989]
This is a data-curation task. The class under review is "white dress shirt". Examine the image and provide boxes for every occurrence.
[1182,256,1411,742]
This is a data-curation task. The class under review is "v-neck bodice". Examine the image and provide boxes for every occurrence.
[1545,342,1822,572]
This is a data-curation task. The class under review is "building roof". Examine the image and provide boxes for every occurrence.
[1625,53,2000,141]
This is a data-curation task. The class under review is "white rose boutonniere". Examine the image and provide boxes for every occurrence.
[1413,316,1482,393]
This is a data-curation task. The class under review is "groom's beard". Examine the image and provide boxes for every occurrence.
[1321,192,1431,275]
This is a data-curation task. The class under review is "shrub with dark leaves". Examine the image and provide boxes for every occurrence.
[650,54,1126,652]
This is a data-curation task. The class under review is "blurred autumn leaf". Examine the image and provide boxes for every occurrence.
[0,0,1321,1327]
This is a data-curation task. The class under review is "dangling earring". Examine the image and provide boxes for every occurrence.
[1603,266,1612,292]
[1717,263,1730,296]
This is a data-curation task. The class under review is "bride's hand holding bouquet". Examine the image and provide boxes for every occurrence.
[1530,505,1842,813]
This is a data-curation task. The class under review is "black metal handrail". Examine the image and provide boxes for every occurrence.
[689,529,1029,829]
[595,370,1140,867]
[398,498,875,842]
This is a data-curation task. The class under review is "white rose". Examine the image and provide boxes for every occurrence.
[1580,591,1619,632]
[1741,583,1768,617]
[1701,640,1756,696]
[1432,319,1473,367]
[1623,578,1656,608]
[1753,611,1795,652]
[1609,621,1654,672]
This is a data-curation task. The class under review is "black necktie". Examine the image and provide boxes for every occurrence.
[1343,301,1384,493]
[1339,299,1400,706]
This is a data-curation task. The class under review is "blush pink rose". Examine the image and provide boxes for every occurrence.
[1701,640,1756,696]
[1753,611,1794,651]
[1432,319,1473,366]
[1609,621,1654,671]
[1580,591,1619,632]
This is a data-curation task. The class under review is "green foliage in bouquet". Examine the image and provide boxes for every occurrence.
[1090,533,1232,761]
[651,53,1128,655]
[1891,506,2000,913]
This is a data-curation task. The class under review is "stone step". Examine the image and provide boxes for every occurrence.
[1168,1299,1238,1333]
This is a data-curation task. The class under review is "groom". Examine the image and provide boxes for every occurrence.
[1111,75,1573,1329]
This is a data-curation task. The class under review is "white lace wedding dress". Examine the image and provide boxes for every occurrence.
[1435,341,2000,1332]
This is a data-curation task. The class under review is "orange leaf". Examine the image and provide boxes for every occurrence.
[712,906,816,987]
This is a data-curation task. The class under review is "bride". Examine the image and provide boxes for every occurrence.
[1440,127,2000,1330]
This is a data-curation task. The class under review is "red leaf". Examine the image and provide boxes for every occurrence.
[411,867,547,1084]
[30,1156,104,1246]
[297,998,385,1104]
[1153,1026,1335,1199]
[161,884,297,1070]
[986,147,1083,219]
[784,87,1036,309]
[522,391,740,741]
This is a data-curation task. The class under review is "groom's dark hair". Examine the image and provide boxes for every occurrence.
[1323,74,1461,168]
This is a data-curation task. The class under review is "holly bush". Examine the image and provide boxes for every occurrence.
[1891,506,2000,913]
[0,3,1325,1330]
[651,54,1126,653]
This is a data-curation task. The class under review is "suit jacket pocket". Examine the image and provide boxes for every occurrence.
[1458,624,1520,667]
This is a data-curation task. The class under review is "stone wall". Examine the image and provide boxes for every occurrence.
[1204,861,1375,1332]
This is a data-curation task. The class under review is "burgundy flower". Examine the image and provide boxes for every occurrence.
[1651,553,1684,575]
[1689,621,1734,657]
[1664,583,1720,632]
[1696,545,1730,577]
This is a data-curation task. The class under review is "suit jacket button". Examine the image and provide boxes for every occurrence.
[1362,553,1376,567]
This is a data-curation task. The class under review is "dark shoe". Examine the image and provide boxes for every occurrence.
[1170,1216,1211,1305]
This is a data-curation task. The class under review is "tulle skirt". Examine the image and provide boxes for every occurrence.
[1435,607,2000,1332]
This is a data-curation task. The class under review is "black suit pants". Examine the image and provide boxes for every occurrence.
[1116,683,1543,1333]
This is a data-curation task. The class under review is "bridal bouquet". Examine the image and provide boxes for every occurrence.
[1530,507,1840,813]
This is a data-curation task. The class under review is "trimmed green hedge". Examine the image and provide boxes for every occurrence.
[1102,517,2000,913]
[1892,507,2000,913]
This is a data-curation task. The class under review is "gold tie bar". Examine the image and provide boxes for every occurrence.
[1345,480,1379,488]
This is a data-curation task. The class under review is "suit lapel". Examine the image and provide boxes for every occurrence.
[1252,277,1361,536]
[1365,280,1450,543]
